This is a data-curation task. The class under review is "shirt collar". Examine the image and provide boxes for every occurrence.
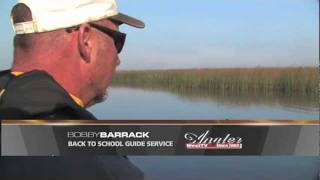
[11,71,84,108]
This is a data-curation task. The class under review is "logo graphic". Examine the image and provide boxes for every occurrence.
[184,130,243,150]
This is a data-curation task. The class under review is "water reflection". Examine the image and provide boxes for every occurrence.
[111,85,318,112]
[90,87,318,120]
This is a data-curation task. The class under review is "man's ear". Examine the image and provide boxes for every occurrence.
[78,24,92,63]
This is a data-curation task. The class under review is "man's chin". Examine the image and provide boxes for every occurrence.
[86,91,108,108]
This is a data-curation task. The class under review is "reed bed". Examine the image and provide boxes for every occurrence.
[112,67,318,96]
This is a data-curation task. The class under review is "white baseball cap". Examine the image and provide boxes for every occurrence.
[11,0,145,34]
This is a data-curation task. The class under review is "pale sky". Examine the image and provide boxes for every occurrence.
[0,0,319,70]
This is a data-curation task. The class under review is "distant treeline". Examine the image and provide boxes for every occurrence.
[112,67,318,96]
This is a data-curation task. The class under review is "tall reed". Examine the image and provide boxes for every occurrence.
[112,67,318,96]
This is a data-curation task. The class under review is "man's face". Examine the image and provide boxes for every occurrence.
[88,20,121,104]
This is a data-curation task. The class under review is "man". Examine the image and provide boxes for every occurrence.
[0,0,145,179]
[0,0,144,119]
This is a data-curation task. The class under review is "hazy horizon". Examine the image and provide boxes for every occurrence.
[114,65,318,71]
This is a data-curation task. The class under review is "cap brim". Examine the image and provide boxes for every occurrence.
[110,13,145,29]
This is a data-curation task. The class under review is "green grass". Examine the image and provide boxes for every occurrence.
[112,67,318,96]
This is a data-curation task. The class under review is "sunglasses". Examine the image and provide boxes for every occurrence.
[89,23,126,53]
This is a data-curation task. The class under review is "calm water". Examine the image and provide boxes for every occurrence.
[89,87,319,180]
[90,87,318,120]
